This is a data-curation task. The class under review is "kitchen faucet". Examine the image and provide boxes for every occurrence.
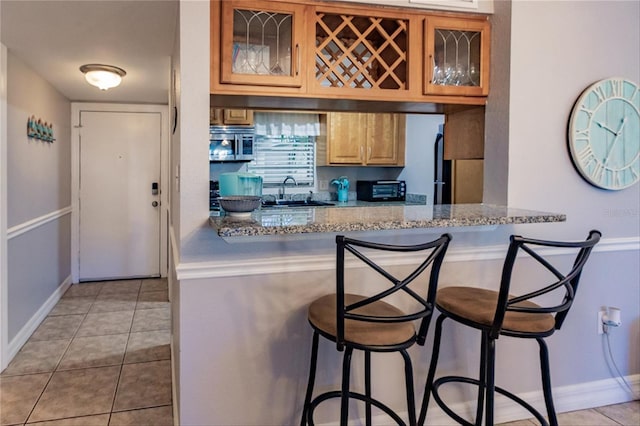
[278,175,297,199]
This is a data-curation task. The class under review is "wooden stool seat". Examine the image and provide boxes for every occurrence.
[436,287,555,335]
[309,293,416,347]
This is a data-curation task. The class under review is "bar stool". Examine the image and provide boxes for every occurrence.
[418,230,601,426]
[301,233,451,426]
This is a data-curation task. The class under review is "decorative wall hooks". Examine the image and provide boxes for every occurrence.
[27,115,55,142]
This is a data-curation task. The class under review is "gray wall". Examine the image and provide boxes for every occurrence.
[174,0,639,423]
[6,53,71,341]
[508,0,640,239]
[502,0,640,387]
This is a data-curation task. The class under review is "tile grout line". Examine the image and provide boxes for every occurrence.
[24,279,143,425]
[593,406,627,426]
[2,278,172,425]
[23,285,99,424]
[107,280,141,423]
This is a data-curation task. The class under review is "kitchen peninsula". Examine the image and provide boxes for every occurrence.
[210,204,566,237]
[177,202,569,426]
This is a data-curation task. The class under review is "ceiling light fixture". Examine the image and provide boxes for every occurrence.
[79,64,126,90]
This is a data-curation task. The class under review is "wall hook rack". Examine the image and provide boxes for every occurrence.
[27,115,55,142]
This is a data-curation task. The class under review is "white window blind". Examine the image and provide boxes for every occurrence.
[248,113,319,188]
[249,135,315,187]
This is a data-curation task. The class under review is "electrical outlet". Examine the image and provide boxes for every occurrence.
[597,310,605,335]
[319,180,328,191]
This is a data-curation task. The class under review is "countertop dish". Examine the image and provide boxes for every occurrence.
[209,204,566,237]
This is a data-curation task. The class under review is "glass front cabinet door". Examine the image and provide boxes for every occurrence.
[424,16,490,97]
[220,0,306,87]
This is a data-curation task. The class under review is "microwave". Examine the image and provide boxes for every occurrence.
[209,126,255,162]
[356,180,406,202]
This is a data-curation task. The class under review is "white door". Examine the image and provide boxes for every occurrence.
[79,111,161,281]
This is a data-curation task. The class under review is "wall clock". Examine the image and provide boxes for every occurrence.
[568,77,639,190]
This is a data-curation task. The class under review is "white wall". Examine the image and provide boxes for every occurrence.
[0,42,8,370]
[177,0,209,245]
[4,52,71,351]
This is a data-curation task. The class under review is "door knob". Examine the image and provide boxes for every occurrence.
[152,201,159,207]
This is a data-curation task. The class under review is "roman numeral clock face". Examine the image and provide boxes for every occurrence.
[568,78,640,190]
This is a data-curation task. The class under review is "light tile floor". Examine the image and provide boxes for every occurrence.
[0,278,172,426]
[1,278,638,425]
[497,400,639,425]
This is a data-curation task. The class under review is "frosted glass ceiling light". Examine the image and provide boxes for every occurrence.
[80,64,126,90]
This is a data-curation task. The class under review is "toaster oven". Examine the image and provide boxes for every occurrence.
[356,180,406,202]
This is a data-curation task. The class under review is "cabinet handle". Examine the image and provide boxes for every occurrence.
[367,146,371,160]
[360,146,364,161]
[295,44,300,76]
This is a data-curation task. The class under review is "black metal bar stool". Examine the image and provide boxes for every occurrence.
[301,233,451,426]
[418,230,601,426]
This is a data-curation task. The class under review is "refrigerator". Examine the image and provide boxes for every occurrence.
[433,124,484,204]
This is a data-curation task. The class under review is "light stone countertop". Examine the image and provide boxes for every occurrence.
[209,203,566,237]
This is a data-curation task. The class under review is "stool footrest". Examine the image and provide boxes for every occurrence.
[431,375,549,426]
[308,390,407,426]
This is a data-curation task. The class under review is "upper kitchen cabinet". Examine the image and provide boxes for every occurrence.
[217,0,307,88]
[424,15,490,97]
[318,112,406,166]
[211,0,491,105]
[210,108,254,126]
[309,6,421,100]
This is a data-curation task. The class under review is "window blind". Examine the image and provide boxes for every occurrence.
[249,112,319,188]
[248,135,316,187]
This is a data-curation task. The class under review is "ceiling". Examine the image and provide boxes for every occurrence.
[0,0,178,104]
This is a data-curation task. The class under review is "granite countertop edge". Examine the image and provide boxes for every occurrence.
[209,204,567,238]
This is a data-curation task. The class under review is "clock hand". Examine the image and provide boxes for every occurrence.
[595,121,618,136]
[603,116,627,166]
[615,116,627,135]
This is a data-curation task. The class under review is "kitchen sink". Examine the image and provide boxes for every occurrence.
[261,200,335,208]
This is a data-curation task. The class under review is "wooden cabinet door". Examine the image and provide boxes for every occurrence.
[452,159,483,203]
[444,106,484,160]
[366,114,405,166]
[210,108,254,125]
[219,0,307,88]
[210,108,223,125]
[327,113,366,164]
[424,16,490,97]
[223,109,254,125]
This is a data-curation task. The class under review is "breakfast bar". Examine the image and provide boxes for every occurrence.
[176,204,582,426]
[209,203,566,238]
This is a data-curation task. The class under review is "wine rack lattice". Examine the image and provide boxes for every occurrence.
[315,12,408,90]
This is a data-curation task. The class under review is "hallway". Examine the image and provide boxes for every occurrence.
[0,279,172,425]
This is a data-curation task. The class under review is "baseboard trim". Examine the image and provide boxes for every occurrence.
[318,374,640,425]
[6,275,72,362]
[7,206,72,240]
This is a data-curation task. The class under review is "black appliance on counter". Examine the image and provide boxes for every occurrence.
[356,180,406,202]
[209,126,256,162]
[210,180,220,213]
